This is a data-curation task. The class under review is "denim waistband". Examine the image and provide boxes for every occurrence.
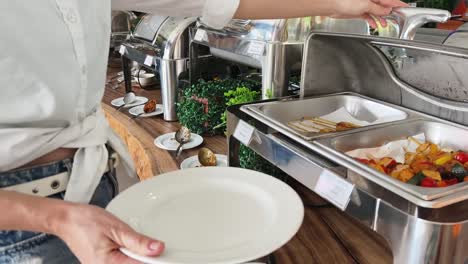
[0,159,72,189]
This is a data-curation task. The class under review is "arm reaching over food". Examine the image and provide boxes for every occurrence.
[113,0,408,29]
[235,0,407,19]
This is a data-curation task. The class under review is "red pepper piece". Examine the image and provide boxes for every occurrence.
[444,178,459,186]
[454,152,468,164]
[437,181,448,188]
[420,177,438,188]
[385,160,398,171]
[418,161,434,166]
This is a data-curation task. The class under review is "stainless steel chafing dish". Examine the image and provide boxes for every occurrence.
[191,17,371,99]
[110,11,137,50]
[227,8,468,264]
[120,15,197,121]
[191,8,452,100]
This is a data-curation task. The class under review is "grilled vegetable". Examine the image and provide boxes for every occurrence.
[451,163,467,181]
[444,178,459,186]
[422,170,442,181]
[407,172,425,185]
[369,163,386,174]
[454,152,468,164]
[420,177,437,188]
[438,167,455,180]
[437,181,448,187]
[434,154,453,166]
[398,169,415,183]
[410,159,434,172]
[354,140,468,188]
[416,143,439,155]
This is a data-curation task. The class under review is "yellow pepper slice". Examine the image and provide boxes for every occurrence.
[422,170,442,181]
[434,154,453,166]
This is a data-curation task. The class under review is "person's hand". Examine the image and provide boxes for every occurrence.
[331,0,408,28]
[55,203,165,264]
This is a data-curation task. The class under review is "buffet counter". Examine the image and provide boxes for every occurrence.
[102,66,392,263]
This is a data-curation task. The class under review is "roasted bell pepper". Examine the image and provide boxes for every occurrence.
[422,170,442,181]
[370,163,386,174]
[420,177,437,187]
[437,181,448,187]
[454,152,468,164]
[398,169,415,182]
[434,154,453,166]
[410,160,434,172]
[386,160,398,171]
[444,178,459,186]
[407,172,425,185]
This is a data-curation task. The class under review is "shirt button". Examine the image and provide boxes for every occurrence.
[81,66,87,75]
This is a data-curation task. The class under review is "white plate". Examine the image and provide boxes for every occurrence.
[106,167,304,264]
[111,96,149,108]
[154,132,203,151]
[129,104,164,117]
[180,154,228,169]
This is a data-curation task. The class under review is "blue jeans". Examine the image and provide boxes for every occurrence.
[0,159,118,264]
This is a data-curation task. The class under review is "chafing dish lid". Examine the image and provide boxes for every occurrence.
[133,14,168,42]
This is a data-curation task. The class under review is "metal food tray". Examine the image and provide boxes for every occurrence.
[315,119,468,202]
[241,92,415,141]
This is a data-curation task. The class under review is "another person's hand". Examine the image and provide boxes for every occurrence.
[55,204,165,264]
[332,0,408,28]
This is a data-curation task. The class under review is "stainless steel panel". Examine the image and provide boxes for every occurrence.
[133,15,167,42]
[316,120,468,202]
[300,33,468,126]
[242,93,412,140]
[193,17,375,100]
[414,28,451,44]
[444,31,468,49]
[158,58,187,121]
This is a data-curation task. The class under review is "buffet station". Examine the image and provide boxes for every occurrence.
[101,5,468,264]
[226,9,468,264]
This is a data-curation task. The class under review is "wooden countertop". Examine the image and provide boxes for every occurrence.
[102,68,393,264]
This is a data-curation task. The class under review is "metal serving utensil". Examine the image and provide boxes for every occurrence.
[116,92,136,110]
[174,126,191,157]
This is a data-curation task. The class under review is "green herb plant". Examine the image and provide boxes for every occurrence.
[218,87,261,131]
[177,77,286,178]
[177,78,259,135]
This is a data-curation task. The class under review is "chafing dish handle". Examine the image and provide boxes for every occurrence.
[388,7,451,40]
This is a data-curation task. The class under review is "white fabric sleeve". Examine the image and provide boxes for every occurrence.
[200,0,240,29]
[111,0,240,29]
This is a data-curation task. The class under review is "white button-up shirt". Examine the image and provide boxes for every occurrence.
[0,0,239,203]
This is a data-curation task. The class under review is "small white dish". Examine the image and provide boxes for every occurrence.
[154,132,203,151]
[106,167,304,264]
[180,154,228,169]
[129,104,164,118]
[138,73,157,87]
[111,96,148,108]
